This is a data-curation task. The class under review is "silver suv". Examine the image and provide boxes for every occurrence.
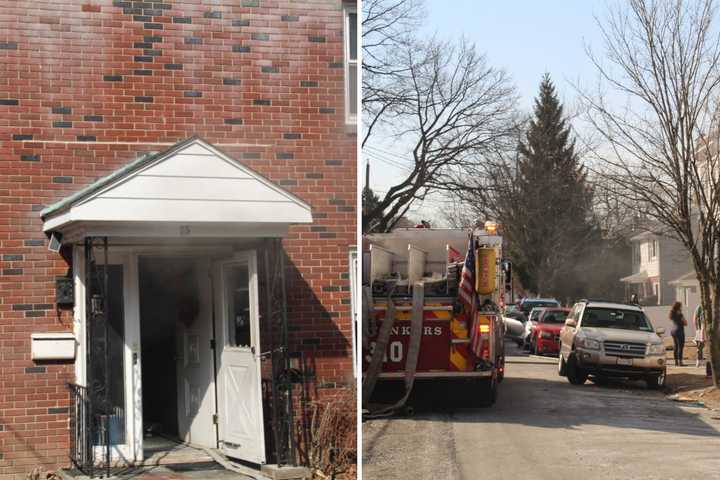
[558,300,666,389]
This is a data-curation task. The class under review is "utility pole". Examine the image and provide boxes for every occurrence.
[365,160,370,191]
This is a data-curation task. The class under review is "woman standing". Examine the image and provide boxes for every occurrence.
[669,301,687,366]
[693,304,705,368]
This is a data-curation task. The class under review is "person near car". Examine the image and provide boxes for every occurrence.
[669,301,687,366]
[693,304,705,368]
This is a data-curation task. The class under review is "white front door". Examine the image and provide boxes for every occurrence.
[175,257,216,448]
[214,251,266,464]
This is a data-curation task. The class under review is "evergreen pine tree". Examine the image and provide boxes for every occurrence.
[507,74,598,299]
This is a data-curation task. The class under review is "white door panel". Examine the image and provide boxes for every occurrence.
[215,251,265,464]
[175,258,216,448]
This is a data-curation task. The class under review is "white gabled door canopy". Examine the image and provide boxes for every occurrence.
[41,137,313,240]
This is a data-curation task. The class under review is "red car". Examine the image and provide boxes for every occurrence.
[528,307,570,356]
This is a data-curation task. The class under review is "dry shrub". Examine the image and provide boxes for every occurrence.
[25,468,61,480]
[306,390,357,479]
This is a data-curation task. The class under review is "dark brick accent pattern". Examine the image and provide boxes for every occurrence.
[52,121,72,128]
[48,407,69,414]
[173,16,191,23]
[276,152,293,160]
[144,35,162,43]
[20,154,39,162]
[13,134,32,140]
[223,78,241,85]
[0,99,19,105]
[204,11,222,19]
[3,254,23,261]
[300,80,318,87]
[283,132,301,140]
[51,106,71,114]
[77,135,96,141]
[134,69,152,75]
[135,96,154,103]
[103,75,123,81]
[52,176,72,183]
[184,91,202,97]
[224,118,243,125]
[84,115,103,122]
[24,239,44,247]
[232,20,250,27]
[242,152,261,159]
[261,66,278,73]
[144,23,163,30]
[185,37,202,44]
[232,45,250,53]
[325,159,342,166]
[242,0,259,6]
[134,55,153,62]
[164,63,183,70]
[281,15,298,21]
[0,41,18,49]
[251,33,269,41]
[253,99,271,105]
[319,107,335,114]
[25,366,46,374]
[309,36,325,43]
[12,304,33,311]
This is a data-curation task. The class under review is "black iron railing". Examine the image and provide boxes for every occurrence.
[68,383,94,475]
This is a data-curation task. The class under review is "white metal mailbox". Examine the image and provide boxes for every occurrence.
[31,332,76,360]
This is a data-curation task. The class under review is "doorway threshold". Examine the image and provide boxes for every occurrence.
[142,435,213,466]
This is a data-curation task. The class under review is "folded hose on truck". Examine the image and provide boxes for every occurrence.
[363,282,425,418]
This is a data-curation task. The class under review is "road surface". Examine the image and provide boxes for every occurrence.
[363,343,720,480]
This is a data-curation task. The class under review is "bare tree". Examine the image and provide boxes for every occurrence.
[582,0,720,384]
[362,0,424,147]
[362,38,518,233]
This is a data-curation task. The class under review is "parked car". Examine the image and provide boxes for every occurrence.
[518,298,561,316]
[503,309,527,346]
[527,307,570,355]
[558,300,667,389]
[522,307,547,349]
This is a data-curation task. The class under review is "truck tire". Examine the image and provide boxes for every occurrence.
[645,369,666,390]
[532,338,538,355]
[476,377,497,407]
[566,353,587,385]
[497,356,505,383]
[558,352,567,376]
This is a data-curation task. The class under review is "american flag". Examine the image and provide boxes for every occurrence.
[458,237,476,311]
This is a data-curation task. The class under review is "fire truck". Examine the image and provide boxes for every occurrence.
[362,226,511,412]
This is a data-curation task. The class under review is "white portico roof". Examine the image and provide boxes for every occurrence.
[41,137,312,239]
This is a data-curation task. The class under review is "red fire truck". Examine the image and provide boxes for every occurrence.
[362,226,510,411]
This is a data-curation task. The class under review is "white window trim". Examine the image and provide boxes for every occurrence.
[349,246,358,377]
[343,5,357,125]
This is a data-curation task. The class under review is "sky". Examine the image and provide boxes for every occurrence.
[367,0,612,225]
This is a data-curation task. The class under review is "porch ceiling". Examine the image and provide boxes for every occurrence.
[41,137,312,238]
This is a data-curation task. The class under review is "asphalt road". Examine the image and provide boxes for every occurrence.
[363,342,720,480]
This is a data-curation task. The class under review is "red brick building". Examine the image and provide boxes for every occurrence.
[0,1,357,478]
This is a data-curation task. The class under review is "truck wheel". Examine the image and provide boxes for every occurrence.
[558,353,567,376]
[645,369,666,390]
[476,377,497,407]
[566,354,587,385]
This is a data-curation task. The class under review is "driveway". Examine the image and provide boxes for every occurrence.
[363,343,720,480]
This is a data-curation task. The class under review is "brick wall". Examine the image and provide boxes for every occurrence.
[0,1,356,477]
